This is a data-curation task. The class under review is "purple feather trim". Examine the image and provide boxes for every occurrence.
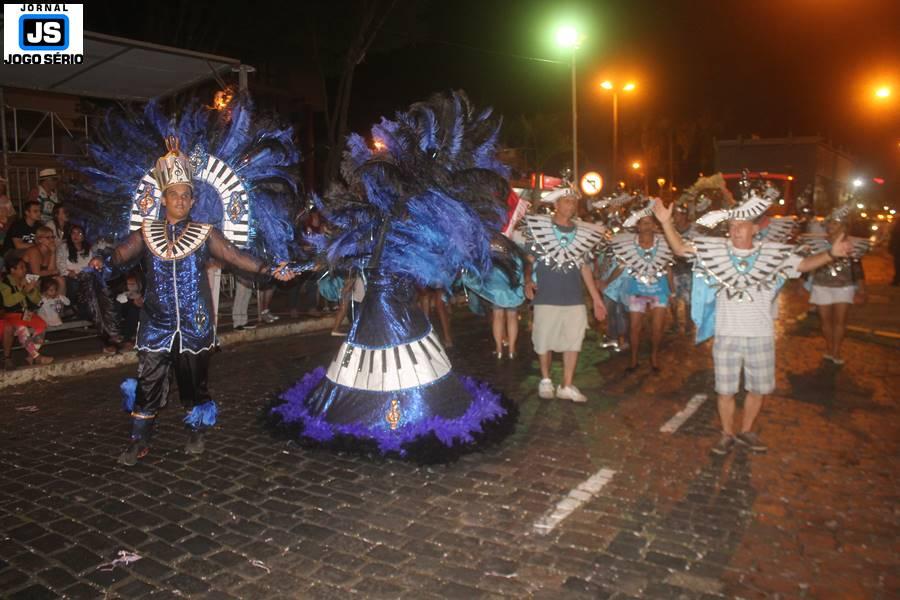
[268,368,511,455]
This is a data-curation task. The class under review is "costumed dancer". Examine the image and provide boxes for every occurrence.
[670,203,697,335]
[590,193,632,351]
[652,186,853,455]
[608,199,674,373]
[800,202,870,365]
[76,95,300,466]
[266,91,518,463]
[461,186,529,360]
[521,186,607,403]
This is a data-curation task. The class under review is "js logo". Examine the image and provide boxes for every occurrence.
[19,15,69,51]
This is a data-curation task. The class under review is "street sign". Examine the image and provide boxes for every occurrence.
[580,171,603,196]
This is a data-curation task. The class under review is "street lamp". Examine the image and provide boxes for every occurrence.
[874,85,891,100]
[556,26,583,182]
[600,80,637,187]
[630,160,646,193]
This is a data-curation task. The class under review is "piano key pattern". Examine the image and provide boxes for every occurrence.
[693,238,797,295]
[129,155,250,248]
[524,215,606,270]
[325,330,453,392]
[142,220,213,260]
[610,233,674,283]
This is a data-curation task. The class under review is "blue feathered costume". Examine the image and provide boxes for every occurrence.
[267,91,518,463]
[71,93,299,466]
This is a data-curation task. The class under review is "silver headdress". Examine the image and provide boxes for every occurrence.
[590,192,633,211]
[540,186,580,205]
[622,198,655,228]
[827,202,853,222]
[153,136,194,192]
[695,183,779,228]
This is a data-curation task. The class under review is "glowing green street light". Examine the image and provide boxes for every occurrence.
[555,25,583,181]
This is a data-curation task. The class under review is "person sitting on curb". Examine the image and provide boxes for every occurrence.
[1,254,53,366]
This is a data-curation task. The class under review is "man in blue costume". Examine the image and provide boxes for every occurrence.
[91,139,296,466]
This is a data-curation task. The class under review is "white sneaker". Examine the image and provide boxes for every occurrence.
[556,385,587,403]
[260,310,279,323]
[538,378,555,399]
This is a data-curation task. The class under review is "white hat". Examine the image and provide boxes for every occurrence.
[622,197,655,228]
[695,185,779,228]
[38,168,58,179]
[540,186,579,205]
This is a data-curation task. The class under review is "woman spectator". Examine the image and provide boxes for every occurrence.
[1,254,53,366]
[46,204,69,243]
[62,224,93,316]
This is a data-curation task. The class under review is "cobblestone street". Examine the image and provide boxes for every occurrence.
[1,273,898,599]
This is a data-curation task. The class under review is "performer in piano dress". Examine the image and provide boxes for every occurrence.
[90,140,296,466]
[266,91,518,463]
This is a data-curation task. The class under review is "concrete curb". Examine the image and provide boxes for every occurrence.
[0,316,334,390]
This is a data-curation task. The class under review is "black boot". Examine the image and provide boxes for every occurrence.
[185,429,205,455]
[118,417,154,466]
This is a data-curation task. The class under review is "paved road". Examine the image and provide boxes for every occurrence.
[1,278,897,599]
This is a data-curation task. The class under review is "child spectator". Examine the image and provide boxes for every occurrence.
[37,277,70,327]
[114,270,143,351]
[1,254,52,366]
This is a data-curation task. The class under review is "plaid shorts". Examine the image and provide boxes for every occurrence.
[713,336,776,395]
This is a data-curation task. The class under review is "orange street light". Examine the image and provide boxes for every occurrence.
[599,80,639,184]
[631,161,641,170]
[874,85,891,99]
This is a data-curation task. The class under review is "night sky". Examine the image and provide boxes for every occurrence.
[86,0,900,185]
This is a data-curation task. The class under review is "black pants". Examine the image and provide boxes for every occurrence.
[134,336,211,416]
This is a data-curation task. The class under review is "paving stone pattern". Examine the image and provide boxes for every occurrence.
[0,281,897,599]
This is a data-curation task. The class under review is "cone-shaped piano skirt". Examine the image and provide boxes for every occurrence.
[268,271,516,462]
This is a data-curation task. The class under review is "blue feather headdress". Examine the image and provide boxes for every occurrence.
[313,90,516,289]
[68,92,300,261]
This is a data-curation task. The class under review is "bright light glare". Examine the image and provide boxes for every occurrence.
[778,199,785,206]
[601,80,613,90]
[853,178,864,188]
[860,212,868,218]
[631,161,641,170]
[555,26,581,49]
[623,82,636,92]
[891,209,897,215]
[875,86,891,99]
[871,224,879,231]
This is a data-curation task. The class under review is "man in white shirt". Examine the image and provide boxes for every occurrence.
[653,198,852,455]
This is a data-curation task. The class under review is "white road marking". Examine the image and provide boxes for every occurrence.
[660,393,708,434]
[533,468,616,535]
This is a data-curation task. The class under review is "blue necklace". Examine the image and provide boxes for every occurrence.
[552,223,577,248]
[728,244,760,274]
[635,237,658,262]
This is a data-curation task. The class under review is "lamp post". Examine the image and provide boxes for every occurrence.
[600,80,636,187]
[556,26,583,182]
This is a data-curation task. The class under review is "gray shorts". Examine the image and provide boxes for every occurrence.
[713,336,775,395]
[532,304,587,354]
